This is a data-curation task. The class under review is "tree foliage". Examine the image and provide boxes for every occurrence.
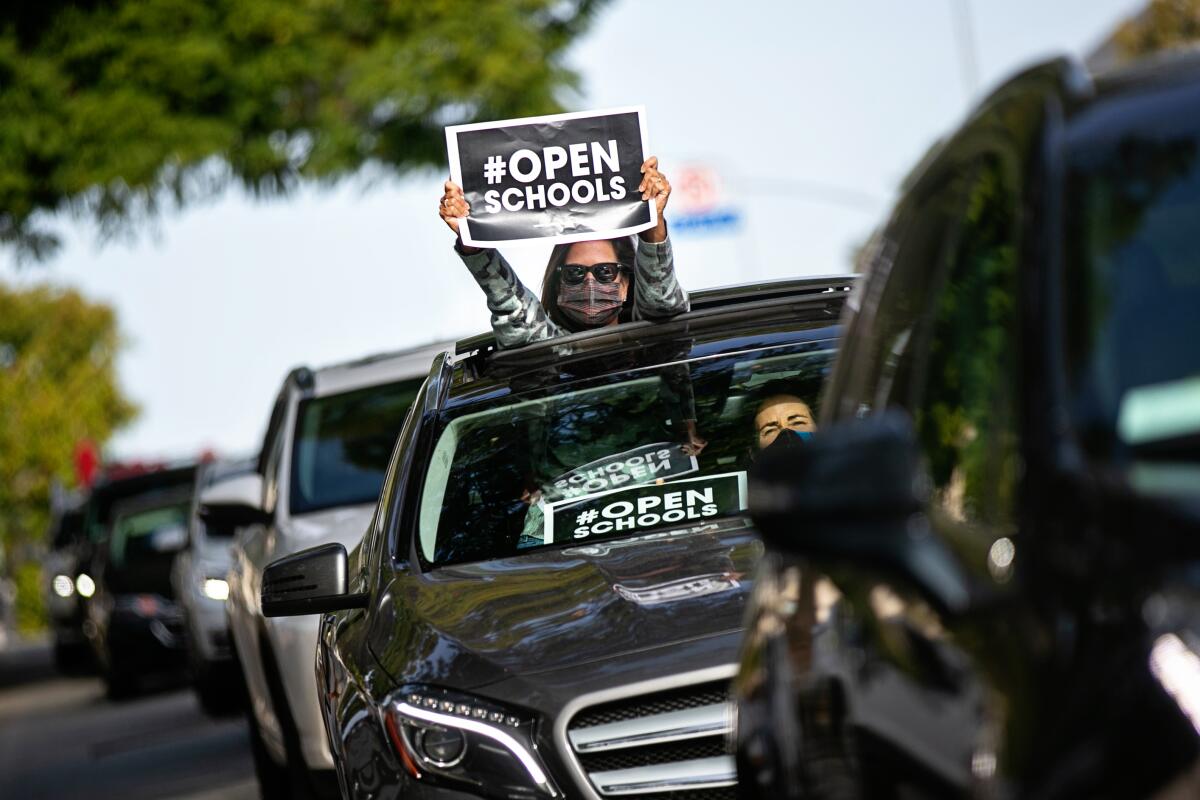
[0,0,610,261]
[1114,0,1200,61]
[0,282,137,625]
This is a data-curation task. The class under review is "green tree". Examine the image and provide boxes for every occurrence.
[1113,0,1200,61]
[0,282,137,630]
[1,0,609,261]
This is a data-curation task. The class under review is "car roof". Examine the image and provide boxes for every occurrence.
[302,340,456,398]
[441,275,855,410]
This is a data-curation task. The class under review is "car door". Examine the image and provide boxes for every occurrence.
[795,119,1030,797]
[229,389,291,756]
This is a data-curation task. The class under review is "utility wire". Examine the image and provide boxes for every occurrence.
[950,0,981,101]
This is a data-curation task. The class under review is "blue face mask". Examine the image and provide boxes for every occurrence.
[761,428,812,455]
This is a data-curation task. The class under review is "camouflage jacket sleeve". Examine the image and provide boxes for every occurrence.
[632,232,690,321]
[457,245,563,349]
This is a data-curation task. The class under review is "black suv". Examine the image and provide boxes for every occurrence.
[735,54,1200,799]
[257,278,853,800]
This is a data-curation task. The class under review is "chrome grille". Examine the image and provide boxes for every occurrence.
[579,738,728,772]
[571,683,731,728]
[566,679,736,797]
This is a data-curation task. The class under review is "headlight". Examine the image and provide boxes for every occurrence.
[202,578,229,601]
[52,574,75,598]
[385,686,559,799]
[75,573,96,598]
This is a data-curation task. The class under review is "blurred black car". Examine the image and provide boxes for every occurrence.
[251,279,854,800]
[83,464,198,697]
[735,54,1200,799]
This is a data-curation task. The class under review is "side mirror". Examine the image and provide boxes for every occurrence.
[261,543,368,617]
[749,411,970,615]
[198,473,271,529]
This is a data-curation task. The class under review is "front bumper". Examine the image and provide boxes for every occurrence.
[185,595,234,665]
[381,630,743,800]
[106,607,188,672]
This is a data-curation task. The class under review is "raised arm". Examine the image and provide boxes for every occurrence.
[632,158,689,320]
[439,180,560,348]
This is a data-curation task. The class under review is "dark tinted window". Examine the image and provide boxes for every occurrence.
[1065,82,1200,470]
[911,154,1020,533]
[111,503,190,567]
[418,342,836,566]
[835,170,969,420]
[289,380,423,515]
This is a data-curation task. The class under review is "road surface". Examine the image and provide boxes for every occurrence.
[0,641,257,800]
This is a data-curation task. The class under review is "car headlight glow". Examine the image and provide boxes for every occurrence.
[202,578,230,601]
[75,573,96,599]
[52,574,75,598]
[385,686,558,798]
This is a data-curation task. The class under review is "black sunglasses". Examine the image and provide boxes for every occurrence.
[557,262,631,285]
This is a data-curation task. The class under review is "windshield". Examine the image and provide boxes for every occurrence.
[111,503,189,565]
[418,340,836,566]
[1065,84,1200,471]
[289,379,424,515]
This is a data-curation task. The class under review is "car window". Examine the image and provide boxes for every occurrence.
[910,152,1020,543]
[834,171,969,421]
[289,379,424,515]
[1064,81,1200,475]
[111,503,190,569]
[416,341,836,567]
[260,393,289,516]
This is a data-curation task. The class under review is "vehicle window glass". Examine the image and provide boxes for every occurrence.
[1065,84,1200,476]
[261,395,288,514]
[111,503,190,569]
[289,379,424,515]
[837,174,968,420]
[910,153,1019,531]
[417,342,836,566]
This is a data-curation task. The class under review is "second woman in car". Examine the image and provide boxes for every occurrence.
[438,157,688,349]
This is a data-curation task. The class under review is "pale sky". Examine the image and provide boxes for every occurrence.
[3,0,1142,460]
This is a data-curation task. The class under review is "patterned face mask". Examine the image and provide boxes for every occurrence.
[558,277,625,327]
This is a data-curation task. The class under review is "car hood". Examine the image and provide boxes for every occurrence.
[281,504,375,557]
[371,520,762,690]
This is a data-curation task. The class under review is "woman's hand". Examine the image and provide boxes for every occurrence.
[440,180,482,253]
[681,419,708,458]
[638,157,671,243]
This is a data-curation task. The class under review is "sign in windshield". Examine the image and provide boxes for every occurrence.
[550,442,697,500]
[545,471,746,544]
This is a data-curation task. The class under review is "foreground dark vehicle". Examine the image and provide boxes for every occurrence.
[82,464,198,697]
[735,54,1200,799]
[266,278,852,800]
